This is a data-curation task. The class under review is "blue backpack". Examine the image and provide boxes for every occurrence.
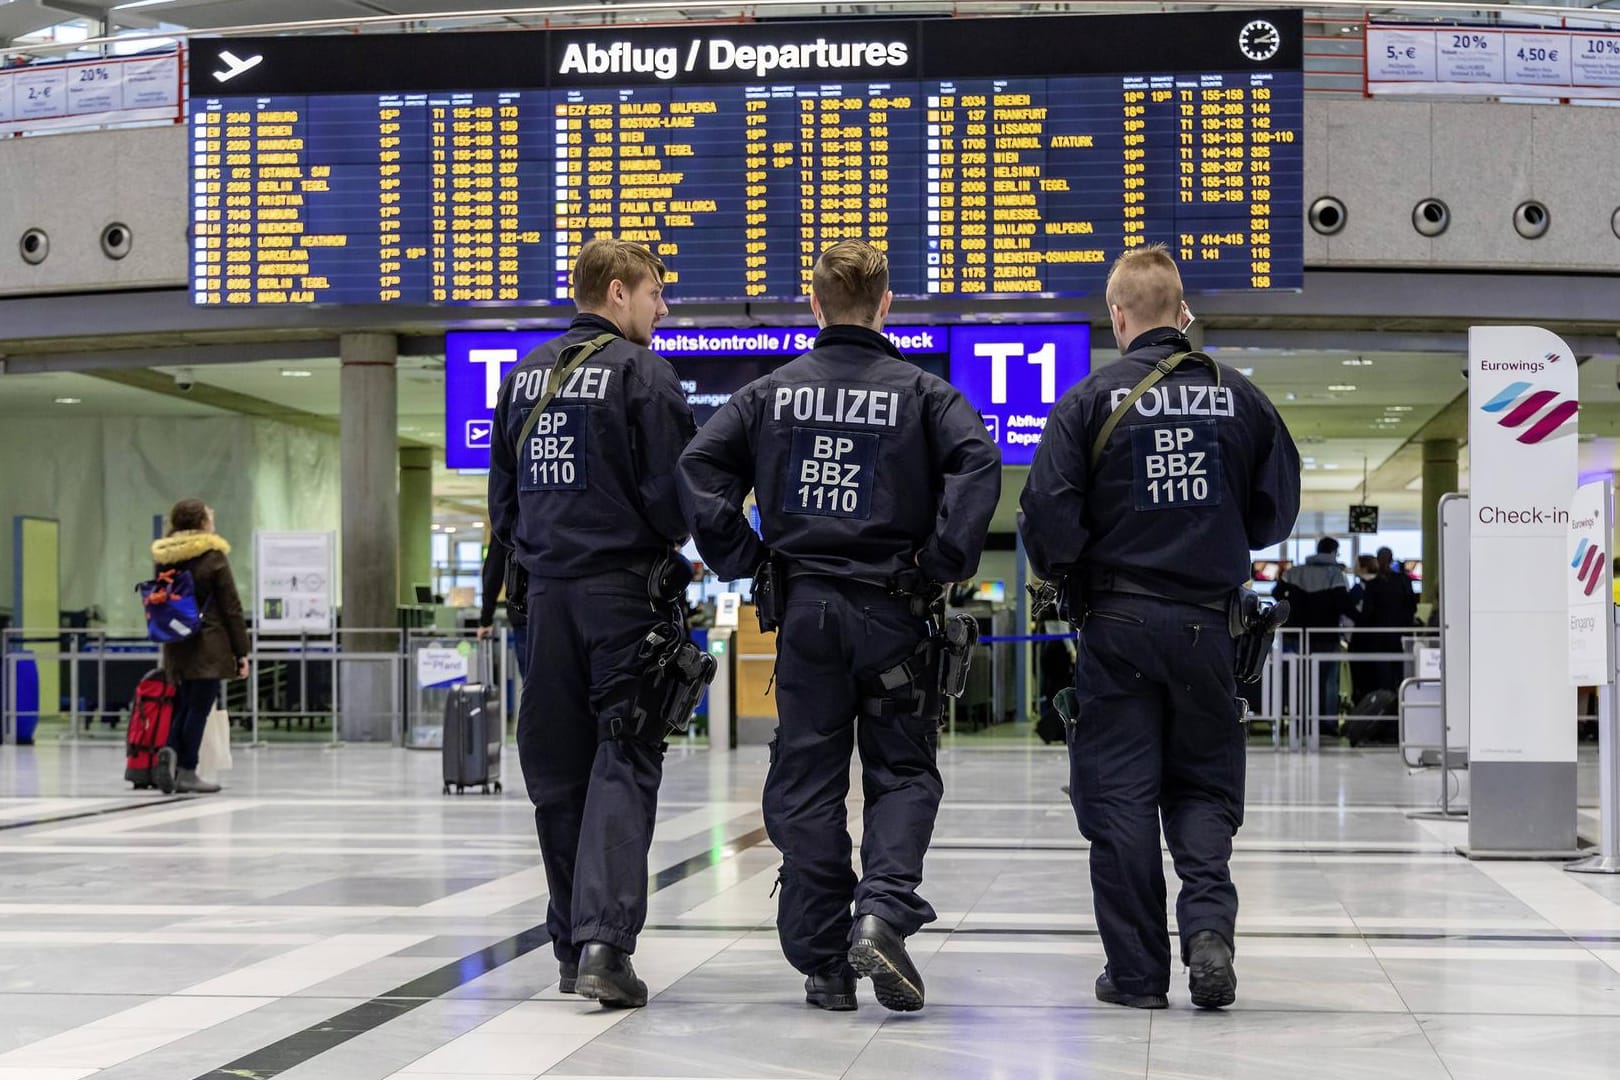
[137,568,208,644]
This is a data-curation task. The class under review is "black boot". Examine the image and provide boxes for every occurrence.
[1187,930,1237,1010]
[575,943,647,1008]
[1095,968,1168,1010]
[559,961,578,995]
[847,915,924,1013]
[804,964,857,1012]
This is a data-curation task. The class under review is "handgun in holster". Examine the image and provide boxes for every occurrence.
[505,553,529,620]
[615,619,718,745]
[753,555,787,633]
[939,612,978,699]
[1027,576,1075,625]
[1227,589,1290,685]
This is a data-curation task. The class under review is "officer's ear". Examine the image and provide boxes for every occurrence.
[1109,303,1127,344]
[809,292,825,330]
[877,290,893,326]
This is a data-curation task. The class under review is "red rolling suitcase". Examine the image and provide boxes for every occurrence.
[125,669,176,789]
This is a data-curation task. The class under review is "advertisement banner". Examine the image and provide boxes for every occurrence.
[254,531,336,635]
[1468,326,1579,762]
[1568,480,1614,687]
[1369,25,1620,100]
[0,53,181,133]
[417,644,472,690]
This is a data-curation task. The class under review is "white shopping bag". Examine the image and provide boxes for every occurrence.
[198,705,234,782]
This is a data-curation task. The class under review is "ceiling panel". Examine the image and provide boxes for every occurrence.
[0,369,229,417]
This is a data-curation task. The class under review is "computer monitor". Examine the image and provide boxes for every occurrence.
[413,584,434,605]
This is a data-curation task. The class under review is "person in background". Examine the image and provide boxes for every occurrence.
[477,533,528,681]
[150,499,249,795]
[1347,555,1379,700]
[1357,547,1418,695]
[1275,537,1356,718]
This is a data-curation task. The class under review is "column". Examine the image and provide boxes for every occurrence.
[340,333,399,742]
[398,446,434,604]
[1421,438,1459,607]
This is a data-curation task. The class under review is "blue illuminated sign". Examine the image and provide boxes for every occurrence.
[948,325,1092,466]
[445,325,950,470]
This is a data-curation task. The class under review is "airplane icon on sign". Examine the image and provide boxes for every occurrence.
[465,421,493,449]
[213,51,264,83]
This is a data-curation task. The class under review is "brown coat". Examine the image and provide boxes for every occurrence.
[151,532,250,682]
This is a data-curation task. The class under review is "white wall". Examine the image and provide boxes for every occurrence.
[0,416,341,627]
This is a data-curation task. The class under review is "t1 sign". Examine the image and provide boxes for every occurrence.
[948,324,1091,465]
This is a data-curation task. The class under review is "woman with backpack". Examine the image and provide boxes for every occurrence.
[149,499,249,794]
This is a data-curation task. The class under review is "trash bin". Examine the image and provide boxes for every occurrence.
[14,650,39,745]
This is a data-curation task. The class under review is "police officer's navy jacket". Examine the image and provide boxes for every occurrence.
[490,313,697,578]
[677,324,1001,584]
[1020,327,1300,605]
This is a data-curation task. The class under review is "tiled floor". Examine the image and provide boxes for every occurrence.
[0,739,1616,1079]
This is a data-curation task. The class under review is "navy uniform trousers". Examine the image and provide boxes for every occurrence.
[1069,592,1246,998]
[766,577,944,976]
[519,569,665,964]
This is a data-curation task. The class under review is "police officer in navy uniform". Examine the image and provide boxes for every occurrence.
[677,241,1000,1013]
[1019,244,1300,1011]
[489,238,697,1008]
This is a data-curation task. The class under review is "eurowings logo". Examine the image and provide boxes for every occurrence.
[1480,381,1579,444]
[1573,538,1607,598]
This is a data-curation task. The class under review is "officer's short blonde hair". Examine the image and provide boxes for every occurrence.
[813,240,889,326]
[1105,244,1184,328]
[573,238,665,308]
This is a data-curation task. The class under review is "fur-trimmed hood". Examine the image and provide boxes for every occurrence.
[151,531,232,565]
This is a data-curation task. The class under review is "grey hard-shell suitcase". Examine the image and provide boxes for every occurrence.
[442,681,502,795]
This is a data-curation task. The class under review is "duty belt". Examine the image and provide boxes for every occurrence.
[1085,574,1227,614]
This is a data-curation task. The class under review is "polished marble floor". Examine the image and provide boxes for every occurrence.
[0,740,1616,1080]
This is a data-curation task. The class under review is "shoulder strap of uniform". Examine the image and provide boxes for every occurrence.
[512,332,618,453]
[1089,351,1221,470]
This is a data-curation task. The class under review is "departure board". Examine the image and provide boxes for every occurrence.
[188,10,1302,306]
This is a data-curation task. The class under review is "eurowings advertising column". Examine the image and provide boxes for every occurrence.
[1467,326,1580,856]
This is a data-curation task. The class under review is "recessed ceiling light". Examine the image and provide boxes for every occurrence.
[1303,463,1319,470]
[1385,405,1413,412]
[1238,367,1255,376]
[444,526,457,534]
[281,369,313,378]
[1323,463,1341,470]
[54,397,82,405]
[1341,358,1372,366]
[1328,384,1357,392]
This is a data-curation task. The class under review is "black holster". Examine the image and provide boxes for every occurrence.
[860,638,943,728]
[505,554,529,620]
[613,620,717,745]
[1028,576,1076,625]
[1227,589,1290,685]
[753,555,787,633]
[940,613,977,699]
